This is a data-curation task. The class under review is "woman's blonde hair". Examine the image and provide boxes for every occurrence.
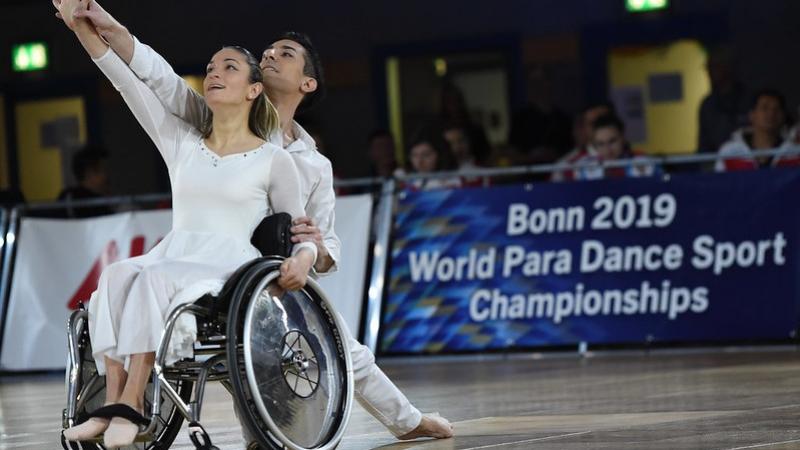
[200,45,279,140]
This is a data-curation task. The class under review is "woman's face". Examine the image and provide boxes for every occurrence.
[410,142,439,173]
[749,95,785,135]
[204,48,262,109]
[591,126,625,160]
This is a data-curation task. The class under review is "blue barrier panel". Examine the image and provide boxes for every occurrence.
[381,169,800,354]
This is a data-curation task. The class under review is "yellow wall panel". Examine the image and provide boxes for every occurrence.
[182,75,204,95]
[609,39,710,154]
[0,96,8,189]
[15,97,86,201]
[386,57,405,164]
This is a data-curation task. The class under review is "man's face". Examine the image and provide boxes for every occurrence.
[85,161,109,193]
[749,95,785,135]
[591,126,625,160]
[260,39,315,97]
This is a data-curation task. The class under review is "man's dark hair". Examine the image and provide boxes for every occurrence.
[72,145,109,181]
[749,88,787,115]
[268,32,326,113]
[591,113,625,134]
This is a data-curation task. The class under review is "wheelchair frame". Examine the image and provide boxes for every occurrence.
[63,257,354,450]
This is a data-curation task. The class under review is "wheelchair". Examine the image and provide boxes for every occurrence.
[61,256,354,450]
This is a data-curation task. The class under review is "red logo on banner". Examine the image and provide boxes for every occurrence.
[66,236,157,310]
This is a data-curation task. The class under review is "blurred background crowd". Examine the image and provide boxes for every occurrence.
[1,0,800,205]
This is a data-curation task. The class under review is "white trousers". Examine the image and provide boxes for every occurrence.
[341,317,422,436]
[238,315,422,441]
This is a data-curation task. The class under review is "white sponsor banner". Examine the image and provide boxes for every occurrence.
[1,195,371,371]
[1,211,170,371]
[317,194,372,339]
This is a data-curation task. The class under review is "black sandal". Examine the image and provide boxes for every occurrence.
[87,403,149,427]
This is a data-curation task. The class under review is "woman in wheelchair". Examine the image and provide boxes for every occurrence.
[56,1,319,447]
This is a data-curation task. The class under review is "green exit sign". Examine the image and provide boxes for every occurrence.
[626,0,669,13]
[12,42,49,72]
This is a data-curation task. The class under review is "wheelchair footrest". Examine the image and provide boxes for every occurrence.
[188,421,219,450]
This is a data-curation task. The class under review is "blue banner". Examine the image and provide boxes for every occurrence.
[381,169,800,354]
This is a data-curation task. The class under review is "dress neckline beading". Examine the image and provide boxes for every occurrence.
[198,137,267,167]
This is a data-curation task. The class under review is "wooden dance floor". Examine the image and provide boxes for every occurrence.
[2,348,800,449]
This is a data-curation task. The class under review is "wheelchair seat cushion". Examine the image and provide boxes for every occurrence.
[196,256,283,318]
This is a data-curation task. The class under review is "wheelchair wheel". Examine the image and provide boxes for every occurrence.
[226,259,353,450]
[62,310,193,450]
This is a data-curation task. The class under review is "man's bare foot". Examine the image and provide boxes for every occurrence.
[397,413,454,440]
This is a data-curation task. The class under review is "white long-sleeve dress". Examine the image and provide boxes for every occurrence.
[87,48,316,374]
[127,38,341,275]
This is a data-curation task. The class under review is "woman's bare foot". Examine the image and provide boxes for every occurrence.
[102,402,144,449]
[63,417,110,441]
[63,400,119,441]
[103,415,141,449]
[397,413,454,440]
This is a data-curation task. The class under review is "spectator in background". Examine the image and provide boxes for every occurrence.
[782,107,800,148]
[698,46,748,153]
[775,106,800,166]
[508,66,573,166]
[436,82,491,164]
[367,129,399,178]
[400,130,461,190]
[715,89,794,171]
[57,144,113,217]
[442,124,488,187]
[784,105,800,147]
[573,113,659,180]
[552,102,615,181]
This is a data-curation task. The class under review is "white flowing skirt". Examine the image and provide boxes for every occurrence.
[87,229,259,374]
